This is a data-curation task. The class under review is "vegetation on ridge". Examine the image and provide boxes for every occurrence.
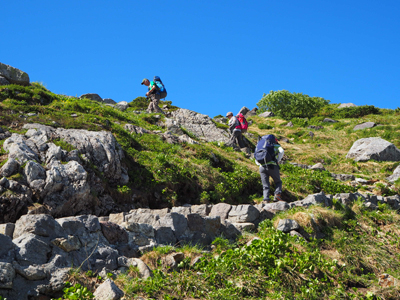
[2,82,400,298]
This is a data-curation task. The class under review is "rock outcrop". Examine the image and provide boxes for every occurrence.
[0,123,129,221]
[1,190,399,299]
[169,108,230,143]
[0,62,30,86]
[346,137,400,162]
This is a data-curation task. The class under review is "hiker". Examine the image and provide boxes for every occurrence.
[254,134,285,202]
[226,111,246,149]
[141,77,166,113]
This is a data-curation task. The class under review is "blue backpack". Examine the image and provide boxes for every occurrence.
[153,76,166,93]
[254,134,277,165]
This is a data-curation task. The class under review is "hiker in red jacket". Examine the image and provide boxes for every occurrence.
[226,111,246,149]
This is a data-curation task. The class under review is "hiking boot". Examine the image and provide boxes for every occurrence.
[274,194,285,202]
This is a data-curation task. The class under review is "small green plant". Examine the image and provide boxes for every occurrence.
[117,185,131,194]
[52,282,94,300]
[257,123,273,130]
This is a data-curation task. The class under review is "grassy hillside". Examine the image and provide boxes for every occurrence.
[2,83,400,299]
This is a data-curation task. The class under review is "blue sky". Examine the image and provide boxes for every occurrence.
[2,0,399,117]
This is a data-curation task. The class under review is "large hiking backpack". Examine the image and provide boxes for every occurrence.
[153,76,166,93]
[254,134,277,165]
[235,113,248,131]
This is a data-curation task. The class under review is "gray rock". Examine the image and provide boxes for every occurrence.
[0,75,10,85]
[228,205,260,223]
[155,226,177,245]
[310,163,325,171]
[125,212,160,227]
[13,214,65,240]
[14,233,51,266]
[156,213,188,239]
[0,262,15,289]
[116,101,129,111]
[331,173,355,181]
[80,93,103,102]
[346,137,400,162]
[170,108,230,143]
[0,234,15,262]
[353,122,376,131]
[93,278,124,300]
[322,118,338,123]
[286,121,294,127]
[52,235,82,252]
[124,124,150,135]
[209,203,232,222]
[3,133,40,164]
[263,201,290,212]
[103,98,116,104]
[238,106,250,116]
[0,158,20,177]
[0,63,30,85]
[171,206,191,216]
[387,165,400,183]
[89,245,119,271]
[338,103,357,108]
[258,111,274,118]
[0,223,15,238]
[291,192,331,208]
[191,204,211,217]
[277,219,300,233]
[333,193,359,205]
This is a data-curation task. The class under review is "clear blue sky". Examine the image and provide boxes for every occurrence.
[2,0,399,117]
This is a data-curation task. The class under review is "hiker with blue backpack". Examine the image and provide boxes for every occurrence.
[141,76,167,113]
[226,111,246,149]
[254,134,285,202]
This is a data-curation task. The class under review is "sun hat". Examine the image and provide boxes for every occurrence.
[141,78,149,85]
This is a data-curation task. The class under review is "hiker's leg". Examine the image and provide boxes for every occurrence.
[237,131,246,148]
[270,165,282,195]
[153,94,163,113]
[259,165,270,200]
[147,95,156,112]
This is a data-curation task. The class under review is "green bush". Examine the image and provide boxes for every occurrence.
[257,123,273,130]
[257,90,329,120]
[332,105,380,119]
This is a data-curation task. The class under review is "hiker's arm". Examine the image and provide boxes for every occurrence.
[146,85,157,96]
[277,146,284,163]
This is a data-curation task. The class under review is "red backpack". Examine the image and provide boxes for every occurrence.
[235,113,248,132]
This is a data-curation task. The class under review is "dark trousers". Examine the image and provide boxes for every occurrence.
[228,129,245,148]
[259,164,282,200]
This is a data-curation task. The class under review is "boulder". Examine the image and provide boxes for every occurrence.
[310,163,325,171]
[337,103,356,108]
[93,278,124,300]
[227,205,260,223]
[209,203,232,222]
[331,173,355,181]
[387,165,400,183]
[79,93,103,102]
[291,192,332,208]
[322,118,338,123]
[258,111,274,118]
[170,109,230,143]
[238,106,250,115]
[0,62,30,85]
[103,98,117,104]
[115,101,129,111]
[0,158,20,177]
[13,214,65,239]
[0,76,10,85]
[353,122,376,131]
[0,262,15,289]
[13,233,51,266]
[277,219,300,233]
[346,137,400,162]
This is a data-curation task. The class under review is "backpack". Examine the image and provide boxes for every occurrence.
[153,76,166,93]
[235,113,248,131]
[254,134,277,165]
